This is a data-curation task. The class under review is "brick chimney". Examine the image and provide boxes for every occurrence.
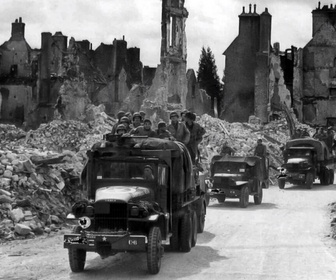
[11,17,25,40]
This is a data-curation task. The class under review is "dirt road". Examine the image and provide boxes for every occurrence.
[2,183,336,280]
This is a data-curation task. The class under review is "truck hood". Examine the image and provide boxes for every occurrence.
[95,186,152,203]
[286,158,307,164]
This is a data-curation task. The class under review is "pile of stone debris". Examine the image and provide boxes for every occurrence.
[0,107,115,242]
[0,110,307,242]
[198,113,307,182]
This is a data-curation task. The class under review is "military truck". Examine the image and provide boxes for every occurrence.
[277,138,336,189]
[208,155,268,208]
[63,135,207,275]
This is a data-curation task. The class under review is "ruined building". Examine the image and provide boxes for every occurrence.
[0,2,212,127]
[0,18,147,126]
[0,18,39,124]
[294,2,336,126]
[143,0,211,120]
[222,4,272,123]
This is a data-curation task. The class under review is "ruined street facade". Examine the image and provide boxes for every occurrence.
[0,1,211,128]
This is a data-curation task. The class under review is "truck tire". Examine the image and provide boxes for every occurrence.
[306,172,314,189]
[180,213,192,252]
[191,211,198,247]
[217,196,226,203]
[68,226,86,273]
[239,186,249,208]
[278,178,285,189]
[169,216,180,251]
[329,170,334,184]
[147,226,163,274]
[253,183,263,205]
[197,201,206,233]
[324,169,330,185]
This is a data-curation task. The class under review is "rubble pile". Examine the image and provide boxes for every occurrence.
[0,109,115,242]
[198,114,292,181]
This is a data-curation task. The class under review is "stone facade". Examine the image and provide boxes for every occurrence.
[223,5,272,123]
[0,2,212,128]
[294,3,336,126]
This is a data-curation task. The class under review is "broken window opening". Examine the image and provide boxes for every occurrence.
[10,65,18,77]
[169,16,173,48]
[192,85,195,98]
[329,88,336,99]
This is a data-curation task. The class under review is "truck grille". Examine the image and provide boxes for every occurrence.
[94,202,128,232]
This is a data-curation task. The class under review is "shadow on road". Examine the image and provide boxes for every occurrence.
[208,200,278,211]
[68,244,227,279]
[282,183,336,191]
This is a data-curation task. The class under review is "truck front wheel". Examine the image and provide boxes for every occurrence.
[329,170,334,184]
[197,201,206,233]
[191,211,198,247]
[180,213,192,252]
[306,173,314,189]
[147,226,163,274]
[68,226,86,272]
[253,183,263,205]
[278,178,286,189]
[239,186,249,208]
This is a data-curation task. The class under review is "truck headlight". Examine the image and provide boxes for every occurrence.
[78,216,91,229]
[130,206,140,217]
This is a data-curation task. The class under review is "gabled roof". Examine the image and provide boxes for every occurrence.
[305,21,336,48]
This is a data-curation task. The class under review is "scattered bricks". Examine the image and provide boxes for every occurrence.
[0,195,13,204]
[23,159,35,173]
[14,223,32,235]
[15,198,31,207]
[0,189,12,197]
[24,210,33,221]
[3,170,12,179]
[50,215,61,224]
[0,218,14,229]
[1,203,12,211]
[32,227,44,236]
[0,178,11,186]
[9,208,25,223]
[6,165,13,172]
[12,175,19,182]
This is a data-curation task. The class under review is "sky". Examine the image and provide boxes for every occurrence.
[0,0,326,77]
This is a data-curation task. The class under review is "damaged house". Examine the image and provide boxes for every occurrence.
[222,4,272,123]
[0,2,211,128]
[294,2,336,126]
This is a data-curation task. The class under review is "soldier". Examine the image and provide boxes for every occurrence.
[180,109,188,123]
[143,165,155,181]
[184,112,206,164]
[131,112,142,129]
[254,139,267,158]
[167,111,190,145]
[131,119,157,137]
[120,116,132,133]
[156,121,175,140]
[220,141,235,156]
[139,111,146,123]
[111,110,125,135]
[115,124,127,135]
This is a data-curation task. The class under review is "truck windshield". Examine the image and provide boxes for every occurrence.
[287,149,311,158]
[213,162,247,174]
[96,161,157,181]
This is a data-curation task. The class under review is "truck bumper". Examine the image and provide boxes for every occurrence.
[64,233,147,252]
[209,188,241,198]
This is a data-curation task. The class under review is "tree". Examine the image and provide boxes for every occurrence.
[197,46,222,109]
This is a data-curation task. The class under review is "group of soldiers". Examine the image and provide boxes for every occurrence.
[111,110,206,164]
[292,126,335,153]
